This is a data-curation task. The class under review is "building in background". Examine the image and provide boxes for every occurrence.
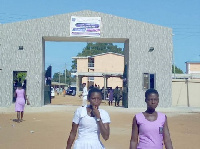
[73,52,124,89]
[186,61,200,74]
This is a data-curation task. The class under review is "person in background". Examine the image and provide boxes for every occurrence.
[101,87,104,99]
[14,82,28,123]
[66,88,110,149]
[108,88,114,106]
[60,88,63,95]
[89,85,94,90]
[79,83,88,107]
[56,87,59,95]
[129,89,173,149]
[14,80,18,90]
[13,80,18,102]
[113,86,120,106]
[63,88,66,97]
[22,79,27,90]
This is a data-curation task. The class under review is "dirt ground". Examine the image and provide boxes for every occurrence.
[0,94,200,149]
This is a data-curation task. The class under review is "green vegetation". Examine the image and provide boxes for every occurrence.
[172,65,183,74]
[13,72,27,83]
[52,69,75,85]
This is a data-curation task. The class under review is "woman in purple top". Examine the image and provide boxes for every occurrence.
[130,89,173,149]
[14,82,28,123]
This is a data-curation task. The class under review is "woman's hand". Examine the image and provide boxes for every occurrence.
[92,106,101,118]
[91,106,110,141]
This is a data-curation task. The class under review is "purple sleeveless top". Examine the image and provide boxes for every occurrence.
[16,89,25,99]
[136,112,166,149]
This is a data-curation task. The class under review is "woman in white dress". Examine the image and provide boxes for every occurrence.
[66,88,111,149]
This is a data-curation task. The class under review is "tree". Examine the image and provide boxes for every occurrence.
[52,69,75,85]
[172,65,183,74]
[13,72,27,83]
[71,43,123,69]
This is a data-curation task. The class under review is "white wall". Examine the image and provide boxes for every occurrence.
[172,79,200,107]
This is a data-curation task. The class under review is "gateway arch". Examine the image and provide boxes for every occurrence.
[0,10,173,107]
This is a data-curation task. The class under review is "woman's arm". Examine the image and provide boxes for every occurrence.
[130,116,139,149]
[66,122,79,149]
[163,116,173,149]
[92,107,110,140]
[97,120,110,140]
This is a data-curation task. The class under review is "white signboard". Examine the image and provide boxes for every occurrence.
[70,16,101,37]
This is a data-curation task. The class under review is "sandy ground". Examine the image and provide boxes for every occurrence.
[0,94,200,149]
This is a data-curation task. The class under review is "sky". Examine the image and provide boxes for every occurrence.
[1,0,200,74]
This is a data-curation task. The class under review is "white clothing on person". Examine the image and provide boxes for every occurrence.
[72,106,111,149]
[82,86,88,107]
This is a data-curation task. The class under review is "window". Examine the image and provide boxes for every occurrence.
[18,46,23,50]
[88,77,94,81]
[150,74,155,89]
[143,73,156,90]
[88,58,94,68]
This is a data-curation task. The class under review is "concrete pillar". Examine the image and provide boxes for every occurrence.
[103,76,106,100]
[103,75,108,100]
[76,75,82,96]
[106,77,108,88]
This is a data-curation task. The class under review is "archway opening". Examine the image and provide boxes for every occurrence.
[44,37,128,107]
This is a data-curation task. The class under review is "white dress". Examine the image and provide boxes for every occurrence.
[82,87,88,106]
[72,106,111,149]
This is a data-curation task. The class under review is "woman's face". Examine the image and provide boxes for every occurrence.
[89,92,102,107]
[146,93,159,110]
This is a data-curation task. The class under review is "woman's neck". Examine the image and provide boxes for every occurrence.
[145,108,156,114]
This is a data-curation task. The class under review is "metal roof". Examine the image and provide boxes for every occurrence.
[72,52,124,59]
[185,61,200,64]
[75,72,123,77]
